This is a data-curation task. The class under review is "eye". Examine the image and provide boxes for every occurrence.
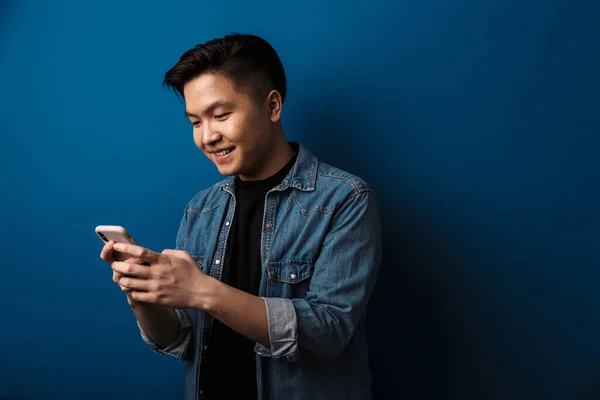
[215,112,232,120]
[192,120,202,127]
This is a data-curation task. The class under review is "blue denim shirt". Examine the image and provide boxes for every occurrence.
[139,143,382,400]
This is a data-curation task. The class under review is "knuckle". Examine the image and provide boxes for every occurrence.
[150,281,161,292]
[147,293,158,303]
[125,263,134,274]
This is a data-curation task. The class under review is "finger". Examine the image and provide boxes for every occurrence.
[113,271,127,286]
[100,240,116,261]
[129,290,159,304]
[111,261,152,279]
[112,271,133,294]
[119,276,153,292]
[113,243,160,264]
[130,256,151,266]
[162,249,191,261]
[121,286,133,294]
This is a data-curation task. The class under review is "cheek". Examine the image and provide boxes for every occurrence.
[228,113,264,141]
[222,118,246,142]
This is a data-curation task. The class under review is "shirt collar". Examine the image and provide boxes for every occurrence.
[219,142,317,192]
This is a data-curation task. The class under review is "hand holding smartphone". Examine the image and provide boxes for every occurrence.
[96,225,147,303]
[95,225,139,262]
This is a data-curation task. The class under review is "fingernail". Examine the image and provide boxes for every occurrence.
[114,243,123,251]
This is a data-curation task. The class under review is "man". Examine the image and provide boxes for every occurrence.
[100,33,382,400]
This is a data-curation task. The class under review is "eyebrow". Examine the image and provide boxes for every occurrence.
[185,100,235,119]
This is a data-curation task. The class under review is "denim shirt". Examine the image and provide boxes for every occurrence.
[138,143,382,400]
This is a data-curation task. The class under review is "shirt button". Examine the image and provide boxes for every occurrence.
[290,273,297,280]
[266,223,273,228]
[215,259,221,265]
[225,221,230,226]
[200,389,204,395]
[204,345,208,350]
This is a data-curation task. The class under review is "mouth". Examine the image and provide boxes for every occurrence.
[211,147,235,164]
[214,147,234,157]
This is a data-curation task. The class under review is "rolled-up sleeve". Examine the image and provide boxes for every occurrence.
[255,297,299,361]
[255,189,382,362]
[138,308,193,361]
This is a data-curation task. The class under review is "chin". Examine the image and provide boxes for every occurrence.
[216,164,241,177]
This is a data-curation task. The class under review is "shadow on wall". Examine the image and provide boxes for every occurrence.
[295,78,462,399]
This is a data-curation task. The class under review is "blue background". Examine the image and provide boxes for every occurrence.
[1,0,599,399]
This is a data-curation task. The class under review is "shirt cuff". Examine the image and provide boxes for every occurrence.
[138,308,192,360]
[254,297,299,362]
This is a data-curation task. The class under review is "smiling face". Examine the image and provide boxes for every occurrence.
[183,72,289,181]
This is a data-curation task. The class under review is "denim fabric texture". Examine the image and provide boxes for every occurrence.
[140,142,382,400]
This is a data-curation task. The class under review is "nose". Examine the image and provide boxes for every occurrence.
[201,122,222,146]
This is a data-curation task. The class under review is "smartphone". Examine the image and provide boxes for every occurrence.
[95,225,138,261]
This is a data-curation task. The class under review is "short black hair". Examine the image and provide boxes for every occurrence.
[163,33,287,104]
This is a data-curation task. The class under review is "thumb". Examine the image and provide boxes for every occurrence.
[162,249,192,260]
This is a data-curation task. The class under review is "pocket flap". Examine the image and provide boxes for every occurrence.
[266,261,314,284]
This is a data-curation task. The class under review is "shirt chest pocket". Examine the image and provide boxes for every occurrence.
[265,261,314,299]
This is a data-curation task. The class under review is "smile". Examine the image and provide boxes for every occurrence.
[215,148,234,157]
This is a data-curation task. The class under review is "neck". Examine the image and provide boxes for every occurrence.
[239,132,295,181]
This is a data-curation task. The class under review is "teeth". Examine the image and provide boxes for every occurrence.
[216,148,232,156]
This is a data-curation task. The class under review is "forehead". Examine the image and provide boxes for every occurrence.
[183,73,247,109]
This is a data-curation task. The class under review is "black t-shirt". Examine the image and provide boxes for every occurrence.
[200,151,298,400]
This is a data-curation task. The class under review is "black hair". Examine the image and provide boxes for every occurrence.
[163,33,287,104]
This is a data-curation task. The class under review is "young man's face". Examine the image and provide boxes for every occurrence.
[183,73,280,180]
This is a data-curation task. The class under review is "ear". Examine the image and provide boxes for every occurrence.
[265,90,283,123]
